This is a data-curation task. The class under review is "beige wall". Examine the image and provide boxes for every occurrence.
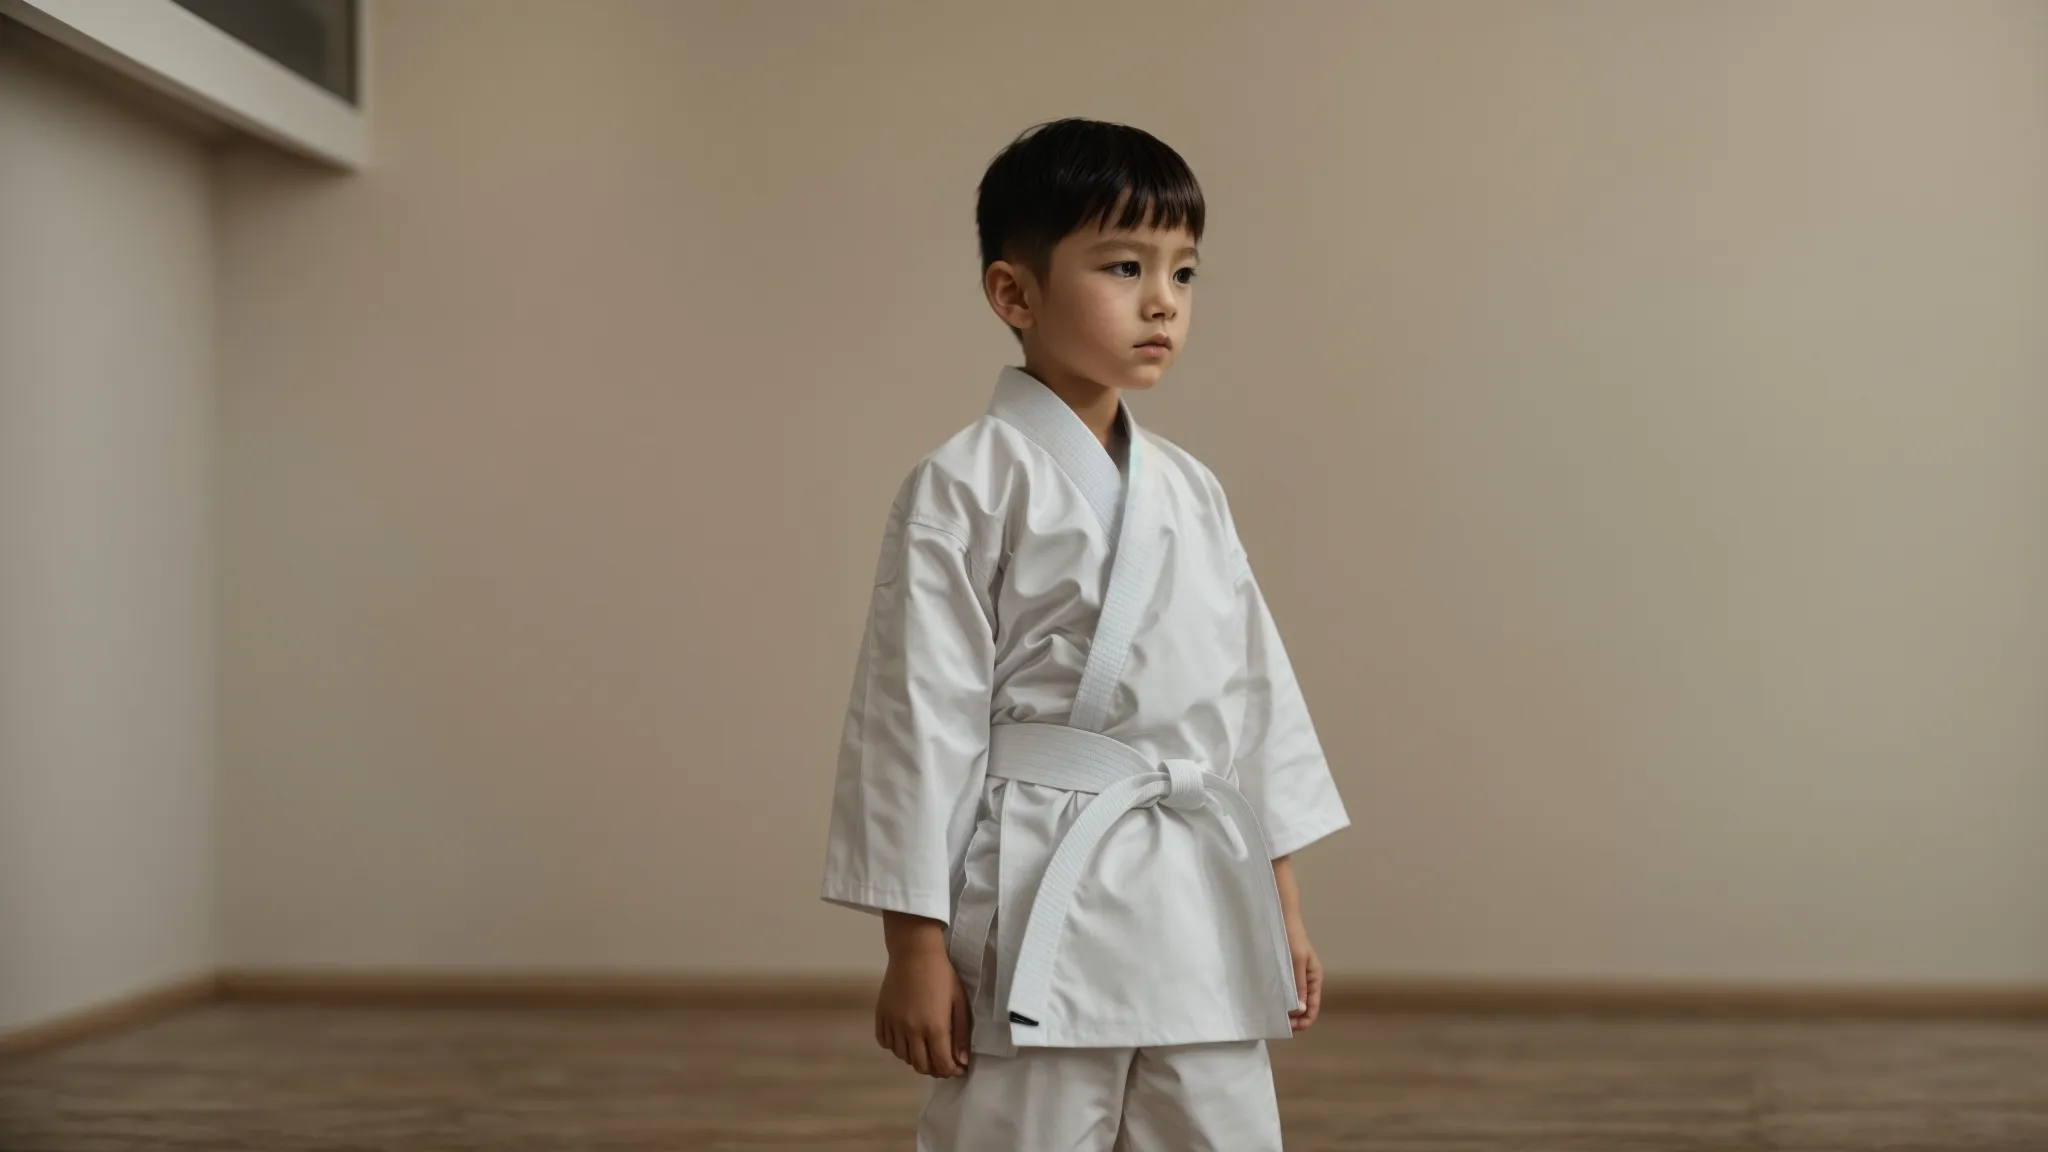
[0,32,218,1034]
[215,0,2048,981]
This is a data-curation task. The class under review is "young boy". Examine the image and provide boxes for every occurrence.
[820,119,1350,1151]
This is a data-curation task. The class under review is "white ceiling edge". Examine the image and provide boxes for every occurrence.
[0,0,368,170]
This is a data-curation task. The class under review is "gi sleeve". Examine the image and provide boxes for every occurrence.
[819,473,998,924]
[1229,543,1352,861]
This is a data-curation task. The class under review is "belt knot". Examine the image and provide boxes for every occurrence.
[1161,759,1208,811]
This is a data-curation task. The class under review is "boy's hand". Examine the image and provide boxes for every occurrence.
[876,913,971,1078]
[1287,924,1323,1031]
[1272,854,1323,1032]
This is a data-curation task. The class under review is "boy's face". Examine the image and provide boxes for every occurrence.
[988,221,1198,393]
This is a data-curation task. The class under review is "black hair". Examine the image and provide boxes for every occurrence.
[976,118,1205,275]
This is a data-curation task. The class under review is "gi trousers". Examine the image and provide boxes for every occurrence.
[915,1039,1281,1151]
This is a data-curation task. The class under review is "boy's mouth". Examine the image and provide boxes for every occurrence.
[1136,335,1174,351]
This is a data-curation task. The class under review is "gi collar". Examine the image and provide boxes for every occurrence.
[987,366,1135,537]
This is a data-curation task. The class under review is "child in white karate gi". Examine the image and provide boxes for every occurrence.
[822,118,1351,1151]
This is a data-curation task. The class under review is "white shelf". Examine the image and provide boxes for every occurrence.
[0,0,369,170]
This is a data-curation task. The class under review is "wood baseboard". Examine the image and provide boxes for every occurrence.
[215,970,2048,1018]
[11,970,2046,1066]
[1317,976,2048,1017]
[0,973,218,1064]
[217,969,877,1010]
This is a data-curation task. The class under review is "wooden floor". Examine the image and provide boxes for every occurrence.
[3,1003,2046,1150]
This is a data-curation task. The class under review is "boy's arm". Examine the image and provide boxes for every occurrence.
[1234,557,1351,858]
[820,471,997,1079]
[820,487,996,923]
[1211,476,1350,860]
[876,912,971,1077]
[1272,855,1323,1031]
[1221,494,1342,1033]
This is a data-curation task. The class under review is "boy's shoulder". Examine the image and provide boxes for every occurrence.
[923,409,1027,476]
[879,412,1020,537]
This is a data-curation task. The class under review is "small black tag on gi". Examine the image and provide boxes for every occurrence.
[1008,1011,1039,1026]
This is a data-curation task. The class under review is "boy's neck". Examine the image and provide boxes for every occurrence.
[1021,360,1123,450]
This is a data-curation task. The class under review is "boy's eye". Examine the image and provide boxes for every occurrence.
[1108,261,1142,277]
[1175,267,1198,285]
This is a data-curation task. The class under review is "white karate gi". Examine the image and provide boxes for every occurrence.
[822,367,1350,1149]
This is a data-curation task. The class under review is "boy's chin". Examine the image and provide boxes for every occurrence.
[1118,365,1170,391]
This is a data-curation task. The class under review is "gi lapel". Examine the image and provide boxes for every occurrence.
[987,367,1123,538]
[986,366,1161,735]
[1068,430,1155,733]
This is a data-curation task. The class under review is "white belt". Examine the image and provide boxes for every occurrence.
[979,722,1299,1044]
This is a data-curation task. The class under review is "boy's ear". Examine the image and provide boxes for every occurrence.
[983,259,1036,332]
